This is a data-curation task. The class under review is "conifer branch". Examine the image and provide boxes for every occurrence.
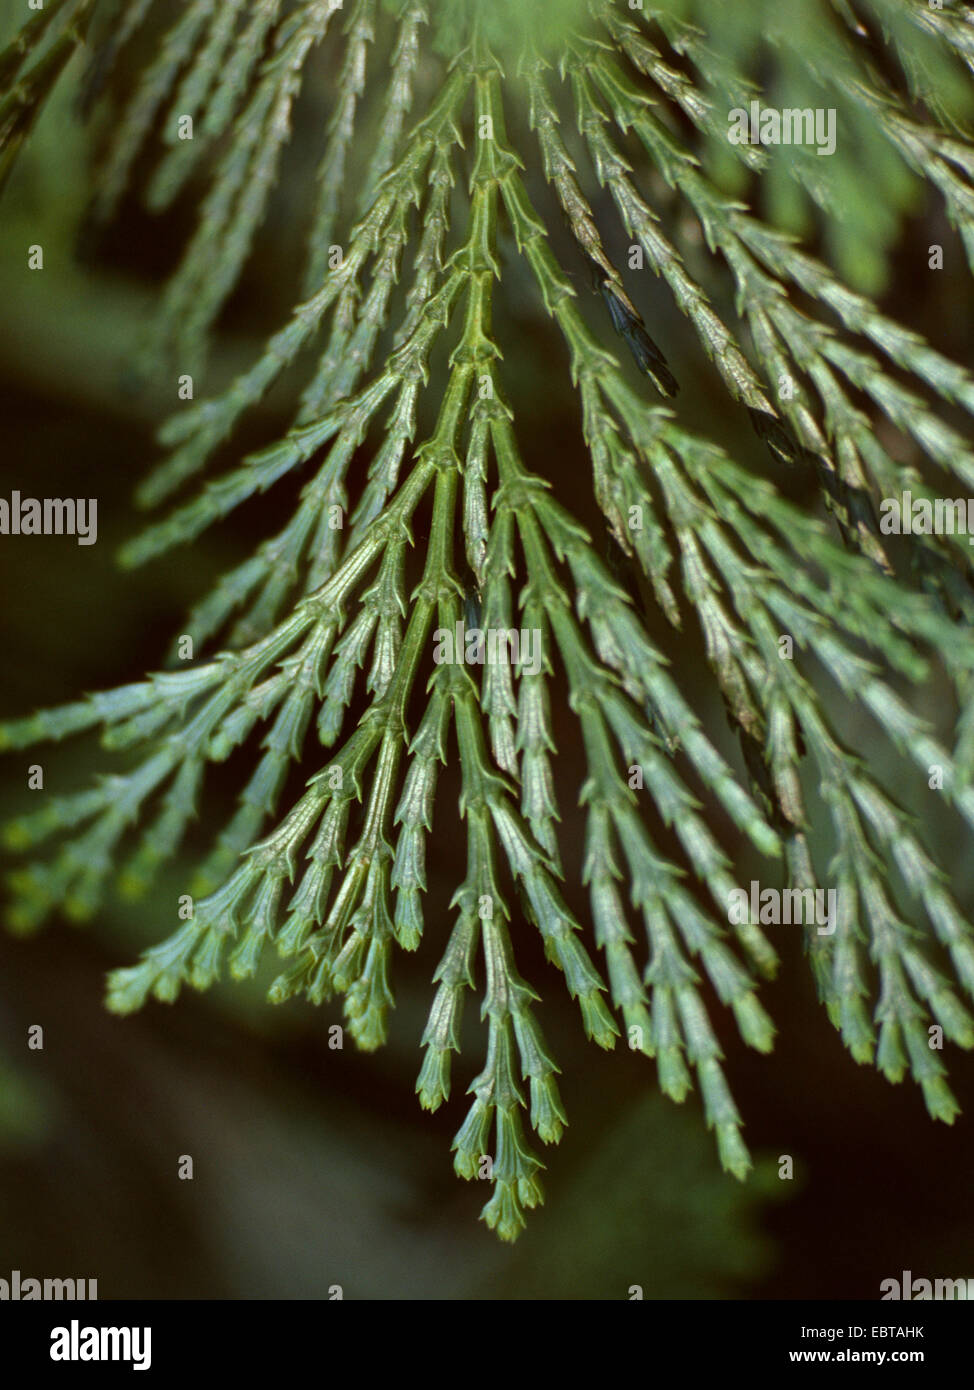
[4,0,974,1240]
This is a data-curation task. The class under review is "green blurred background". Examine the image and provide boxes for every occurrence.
[1,1,973,1299]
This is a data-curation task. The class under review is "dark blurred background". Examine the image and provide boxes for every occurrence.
[1,2,974,1299]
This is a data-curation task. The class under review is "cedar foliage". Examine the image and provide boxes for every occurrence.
[3,0,974,1241]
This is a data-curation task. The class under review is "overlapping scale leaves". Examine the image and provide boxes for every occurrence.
[3,0,974,1238]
